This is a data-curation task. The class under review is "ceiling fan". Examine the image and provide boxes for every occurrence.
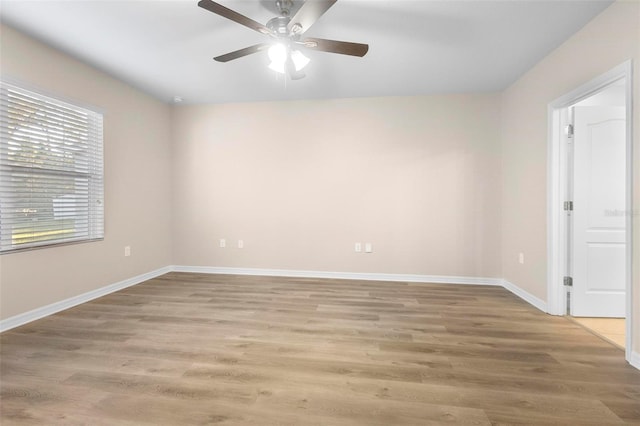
[197,0,369,80]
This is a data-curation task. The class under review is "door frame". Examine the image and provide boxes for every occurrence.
[547,60,634,363]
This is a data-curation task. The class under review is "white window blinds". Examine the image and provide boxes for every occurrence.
[0,82,104,253]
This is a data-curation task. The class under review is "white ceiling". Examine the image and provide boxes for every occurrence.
[0,0,613,104]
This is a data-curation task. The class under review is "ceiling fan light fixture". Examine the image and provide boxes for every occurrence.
[291,49,310,71]
[268,43,287,65]
[268,44,309,74]
[268,43,287,73]
[268,61,285,74]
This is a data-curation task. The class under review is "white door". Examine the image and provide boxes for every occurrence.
[571,106,626,317]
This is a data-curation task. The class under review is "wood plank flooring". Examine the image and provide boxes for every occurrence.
[1,272,639,425]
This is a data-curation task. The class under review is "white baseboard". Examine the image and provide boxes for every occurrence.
[0,266,172,332]
[629,350,640,370]
[175,266,549,314]
[171,265,504,286]
[0,265,509,333]
[501,279,548,313]
[2,264,635,370]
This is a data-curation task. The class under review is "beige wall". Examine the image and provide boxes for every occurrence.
[0,25,173,320]
[500,1,640,351]
[171,95,502,277]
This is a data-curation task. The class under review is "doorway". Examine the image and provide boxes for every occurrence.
[567,83,627,348]
[547,61,634,364]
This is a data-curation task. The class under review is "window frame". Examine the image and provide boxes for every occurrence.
[0,80,104,254]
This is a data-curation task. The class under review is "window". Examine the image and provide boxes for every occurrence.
[0,82,103,253]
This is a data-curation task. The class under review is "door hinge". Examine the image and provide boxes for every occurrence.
[563,276,573,287]
[564,201,573,211]
[565,124,574,139]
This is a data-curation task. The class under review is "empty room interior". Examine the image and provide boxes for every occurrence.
[1,0,640,424]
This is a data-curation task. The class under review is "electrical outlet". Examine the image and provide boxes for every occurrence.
[518,252,524,264]
[219,239,226,248]
[238,240,244,249]
[365,243,373,253]
[355,242,362,253]
[124,246,131,257]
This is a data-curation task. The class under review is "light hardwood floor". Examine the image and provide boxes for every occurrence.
[1,272,639,425]
[571,317,626,349]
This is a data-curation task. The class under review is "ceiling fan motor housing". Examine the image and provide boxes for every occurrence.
[267,16,292,37]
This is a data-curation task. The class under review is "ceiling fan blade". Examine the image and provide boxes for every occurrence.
[287,0,337,35]
[214,43,270,63]
[198,0,272,36]
[302,38,369,57]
